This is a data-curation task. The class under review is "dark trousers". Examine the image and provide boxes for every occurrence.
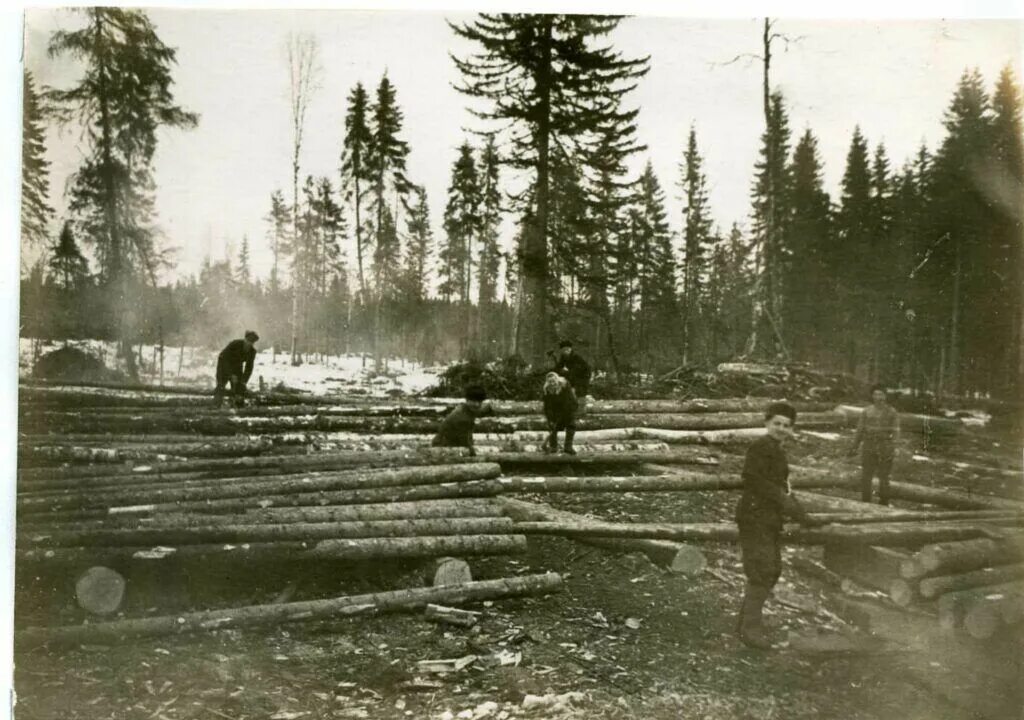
[736,500,783,590]
[214,361,245,406]
[861,441,894,504]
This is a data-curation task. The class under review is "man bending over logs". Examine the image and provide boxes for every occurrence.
[432,385,494,457]
[214,330,259,408]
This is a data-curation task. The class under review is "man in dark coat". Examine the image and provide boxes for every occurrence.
[214,330,259,407]
[553,340,591,398]
[432,385,493,456]
[542,372,579,455]
[734,401,822,649]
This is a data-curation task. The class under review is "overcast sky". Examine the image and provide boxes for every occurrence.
[22,10,1022,285]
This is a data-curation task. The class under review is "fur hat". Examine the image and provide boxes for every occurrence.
[543,372,568,396]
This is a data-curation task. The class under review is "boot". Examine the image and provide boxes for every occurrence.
[543,431,558,454]
[562,429,577,455]
[737,583,772,650]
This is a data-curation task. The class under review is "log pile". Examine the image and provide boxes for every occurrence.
[19,379,1011,652]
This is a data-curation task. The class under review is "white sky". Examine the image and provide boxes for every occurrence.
[21,10,1023,285]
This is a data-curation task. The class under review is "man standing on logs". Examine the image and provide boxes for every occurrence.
[432,385,494,456]
[848,385,900,505]
[214,331,259,408]
[552,340,591,411]
[735,402,822,650]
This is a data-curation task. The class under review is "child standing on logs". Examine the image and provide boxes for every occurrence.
[432,385,494,457]
[542,372,578,455]
[847,384,900,505]
[735,402,822,650]
[214,330,259,408]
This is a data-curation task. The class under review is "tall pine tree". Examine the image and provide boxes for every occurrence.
[679,126,713,363]
[21,70,53,249]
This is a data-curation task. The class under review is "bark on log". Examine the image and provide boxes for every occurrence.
[17,572,562,646]
[18,534,528,567]
[18,463,502,513]
[21,517,516,547]
[497,497,705,572]
[243,500,503,524]
[515,519,1012,547]
[21,410,846,436]
[18,448,717,484]
[106,480,507,517]
[885,481,1024,512]
[74,566,126,615]
[916,537,1024,577]
[811,510,1024,525]
[490,472,845,495]
[917,564,1024,600]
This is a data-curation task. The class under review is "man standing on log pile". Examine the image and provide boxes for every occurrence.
[847,385,901,505]
[735,402,822,650]
[552,340,592,413]
[432,385,494,456]
[214,331,259,408]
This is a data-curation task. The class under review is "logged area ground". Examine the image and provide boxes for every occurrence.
[14,414,1024,720]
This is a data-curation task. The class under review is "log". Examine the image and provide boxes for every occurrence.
[21,409,847,436]
[18,534,527,567]
[105,480,508,517]
[823,544,911,592]
[21,517,516,547]
[423,603,480,627]
[916,538,1024,577]
[17,572,562,646]
[918,564,1024,600]
[497,498,705,572]
[811,510,1024,525]
[491,471,846,495]
[885,480,1024,512]
[243,500,503,524]
[74,566,126,615]
[835,405,961,437]
[17,448,717,484]
[17,463,503,513]
[516,519,1010,547]
[430,557,473,586]
[938,582,1024,637]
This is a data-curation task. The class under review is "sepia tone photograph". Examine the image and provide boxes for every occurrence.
[10,4,1024,719]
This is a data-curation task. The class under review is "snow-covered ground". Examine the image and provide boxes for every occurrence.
[19,338,442,397]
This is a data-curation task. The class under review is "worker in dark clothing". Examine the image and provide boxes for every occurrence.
[735,402,823,650]
[214,330,259,408]
[553,340,591,397]
[432,385,494,457]
[542,372,579,455]
[848,385,900,505]
[553,339,591,418]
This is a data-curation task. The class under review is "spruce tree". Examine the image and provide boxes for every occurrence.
[21,70,53,249]
[340,82,372,299]
[785,128,833,362]
[403,186,433,302]
[47,8,197,376]
[450,14,648,363]
[440,142,480,303]
[48,221,89,290]
[237,235,252,287]
[835,125,873,374]
[265,190,291,294]
[632,162,677,366]
[679,126,713,363]
[746,90,792,358]
[477,136,503,308]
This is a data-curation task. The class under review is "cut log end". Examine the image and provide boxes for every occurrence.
[667,545,708,575]
[431,557,472,587]
[75,566,126,616]
[888,579,918,607]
